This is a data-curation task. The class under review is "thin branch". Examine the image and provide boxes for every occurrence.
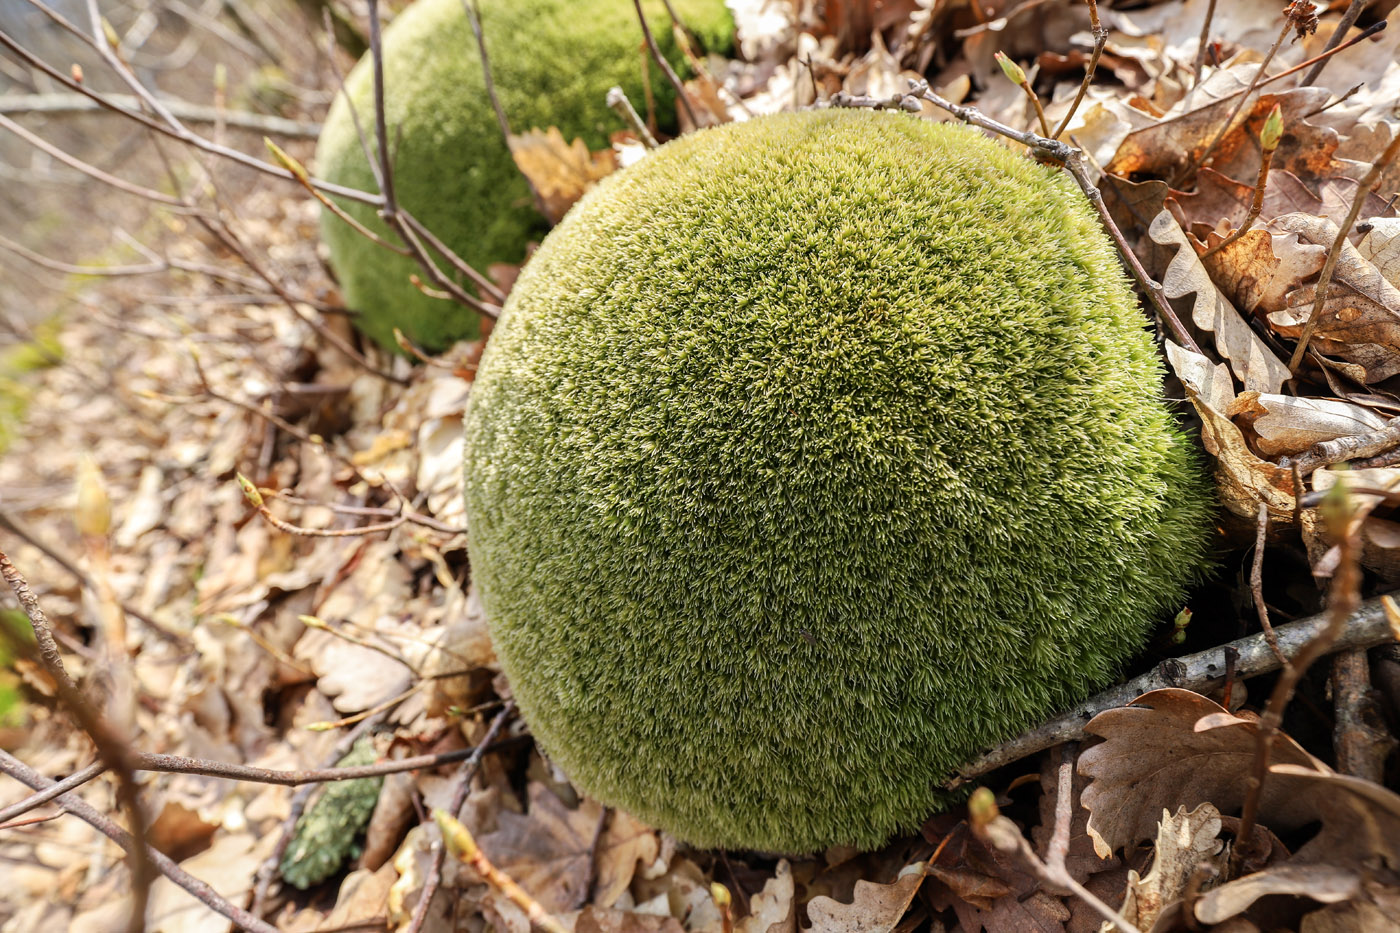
[607,86,659,148]
[1279,414,1400,476]
[0,550,153,933]
[632,0,697,128]
[0,92,319,136]
[1050,0,1107,140]
[0,761,106,825]
[1190,0,1219,87]
[1287,131,1400,373]
[949,592,1400,786]
[1235,484,1360,865]
[406,703,516,933]
[1200,104,1282,260]
[0,749,280,933]
[436,807,570,933]
[1250,503,1287,666]
[1302,0,1371,86]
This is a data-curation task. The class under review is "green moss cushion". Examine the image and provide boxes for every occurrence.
[463,110,1214,854]
[315,0,734,352]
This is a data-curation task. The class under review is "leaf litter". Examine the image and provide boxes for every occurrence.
[2,1,1400,932]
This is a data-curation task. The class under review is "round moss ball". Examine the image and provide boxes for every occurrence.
[314,0,734,352]
[463,109,1214,854]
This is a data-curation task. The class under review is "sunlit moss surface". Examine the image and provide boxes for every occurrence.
[463,110,1214,853]
[315,0,734,352]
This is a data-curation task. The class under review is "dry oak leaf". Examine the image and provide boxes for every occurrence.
[1194,765,1400,926]
[737,858,796,933]
[1266,213,1400,384]
[1199,227,1326,316]
[1107,65,1264,180]
[509,127,618,226]
[1230,391,1388,458]
[1078,688,1322,859]
[1150,210,1291,394]
[1359,217,1400,284]
[1165,341,1297,519]
[476,782,605,913]
[1104,803,1226,933]
[593,809,661,910]
[805,861,927,933]
[577,906,686,933]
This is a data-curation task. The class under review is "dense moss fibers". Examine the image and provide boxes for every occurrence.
[463,110,1214,853]
[314,0,733,352]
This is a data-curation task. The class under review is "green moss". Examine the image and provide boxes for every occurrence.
[279,736,382,889]
[463,110,1215,854]
[315,0,734,352]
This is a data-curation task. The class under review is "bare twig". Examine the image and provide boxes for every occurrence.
[1200,104,1283,260]
[0,550,153,933]
[436,807,569,933]
[0,749,281,933]
[632,0,696,129]
[1331,647,1396,781]
[1251,503,1287,666]
[994,52,1049,136]
[950,592,1400,785]
[1280,414,1400,475]
[1050,0,1107,140]
[607,86,659,148]
[969,764,1142,933]
[0,92,319,136]
[405,703,516,933]
[238,474,406,538]
[1235,484,1360,865]
[0,760,106,825]
[1302,0,1371,86]
[1190,0,1219,88]
[1287,131,1400,373]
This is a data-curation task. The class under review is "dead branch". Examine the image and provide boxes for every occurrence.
[1302,0,1371,86]
[1280,414,1400,475]
[405,702,516,933]
[0,92,320,136]
[1190,0,1219,87]
[950,592,1400,786]
[1331,648,1396,782]
[632,0,696,129]
[1050,0,1106,140]
[607,86,659,148]
[0,748,279,933]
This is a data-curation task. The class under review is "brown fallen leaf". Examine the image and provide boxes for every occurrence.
[1150,210,1291,393]
[1199,227,1326,315]
[593,809,660,909]
[1165,342,1297,519]
[1230,391,1387,458]
[475,782,604,913]
[1358,217,1400,284]
[509,127,618,226]
[1106,803,1226,933]
[577,906,686,933]
[805,862,928,933]
[1078,688,1322,859]
[1108,65,1262,180]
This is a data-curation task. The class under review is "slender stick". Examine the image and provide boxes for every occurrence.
[1190,0,1220,88]
[0,749,280,933]
[632,0,697,128]
[1250,503,1288,666]
[405,703,516,933]
[1050,0,1107,140]
[1287,131,1400,373]
[1201,104,1282,260]
[0,91,320,136]
[1302,0,1370,86]
[0,761,106,825]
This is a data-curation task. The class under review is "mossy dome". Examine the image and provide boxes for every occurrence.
[314,0,733,352]
[463,109,1214,854]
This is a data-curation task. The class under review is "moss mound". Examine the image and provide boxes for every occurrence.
[315,0,734,352]
[463,110,1214,854]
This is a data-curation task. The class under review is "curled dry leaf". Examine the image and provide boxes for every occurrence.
[1151,210,1291,394]
[577,906,686,933]
[1194,765,1400,925]
[1199,227,1327,316]
[509,127,619,226]
[1359,217,1400,282]
[1231,391,1388,458]
[593,810,661,910]
[1078,688,1322,859]
[1266,213,1400,383]
[475,782,605,913]
[737,859,795,933]
[1165,341,1297,519]
[1108,65,1262,180]
[1104,803,1225,933]
[805,862,927,933]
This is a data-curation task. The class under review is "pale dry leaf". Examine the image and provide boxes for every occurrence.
[1200,228,1326,316]
[577,907,686,933]
[805,862,927,933]
[737,859,795,933]
[1185,383,1298,518]
[509,127,618,226]
[1358,217,1400,286]
[1106,803,1225,933]
[477,782,605,914]
[145,831,262,933]
[1079,689,1322,859]
[1150,210,1290,393]
[1298,898,1399,933]
[1165,340,1235,413]
[594,810,661,910]
[1195,866,1360,926]
[387,824,436,931]
[1231,391,1388,458]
